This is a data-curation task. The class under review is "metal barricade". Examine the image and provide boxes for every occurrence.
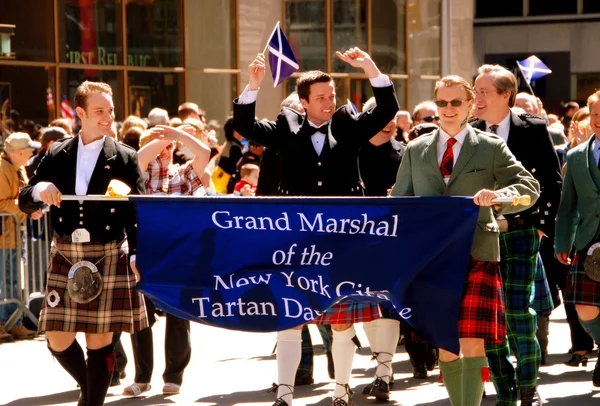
[1,211,44,330]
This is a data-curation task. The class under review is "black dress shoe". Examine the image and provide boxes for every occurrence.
[413,364,428,379]
[540,351,548,366]
[294,374,314,386]
[368,378,390,401]
[520,388,541,406]
[564,353,589,367]
[593,360,600,387]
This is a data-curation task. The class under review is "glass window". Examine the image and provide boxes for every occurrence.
[331,0,367,73]
[285,0,327,71]
[187,72,237,127]
[475,0,523,18]
[0,0,54,62]
[529,0,577,16]
[126,0,184,68]
[583,0,600,13]
[59,0,123,66]
[186,0,236,69]
[574,73,600,102]
[372,0,406,74]
[0,66,55,128]
[61,69,123,121]
[128,71,183,119]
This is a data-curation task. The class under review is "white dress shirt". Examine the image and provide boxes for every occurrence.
[236,75,392,156]
[486,112,511,143]
[437,126,469,185]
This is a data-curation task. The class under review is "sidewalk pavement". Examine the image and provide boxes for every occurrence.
[1,305,600,405]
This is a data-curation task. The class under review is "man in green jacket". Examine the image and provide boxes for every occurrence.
[391,75,540,406]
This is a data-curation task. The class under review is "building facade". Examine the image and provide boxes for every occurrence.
[0,0,461,133]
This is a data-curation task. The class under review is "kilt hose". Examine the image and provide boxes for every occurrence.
[39,237,148,334]
[485,226,541,404]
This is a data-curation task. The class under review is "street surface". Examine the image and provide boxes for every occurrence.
[1,305,599,405]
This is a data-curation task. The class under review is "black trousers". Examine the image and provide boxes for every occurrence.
[403,322,438,369]
[113,295,192,385]
[539,238,593,352]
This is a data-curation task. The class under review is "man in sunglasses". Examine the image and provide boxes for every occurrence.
[412,100,440,126]
[470,64,563,406]
[392,74,539,406]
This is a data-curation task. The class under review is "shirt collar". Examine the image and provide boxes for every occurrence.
[487,112,511,133]
[307,118,331,129]
[78,134,105,151]
[439,126,469,146]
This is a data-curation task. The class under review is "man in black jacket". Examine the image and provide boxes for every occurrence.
[471,65,562,406]
[233,47,399,406]
[19,81,147,406]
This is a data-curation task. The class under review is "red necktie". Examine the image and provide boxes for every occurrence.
[440,137,457,178]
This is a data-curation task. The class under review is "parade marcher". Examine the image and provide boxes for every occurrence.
[233,47,399,406]
[391,75,540,406]
[18,81,148,406]
[555,89,600,386]
[470,64,563,406]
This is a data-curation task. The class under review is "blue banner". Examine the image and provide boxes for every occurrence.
[132,196,479,353]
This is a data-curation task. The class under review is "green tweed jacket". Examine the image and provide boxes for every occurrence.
[555,135,600,254]
[391,126,540,262]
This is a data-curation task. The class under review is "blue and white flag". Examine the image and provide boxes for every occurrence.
[517,55,552,84]
[132,196,479,354]
[267,22,299,87]
[347,99,359,116]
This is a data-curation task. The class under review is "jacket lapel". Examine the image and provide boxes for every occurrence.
[61,136,79,194]
[87,137,117,194]
[586,137,600,192]
[424,130,445,186]
[448,127,479,186]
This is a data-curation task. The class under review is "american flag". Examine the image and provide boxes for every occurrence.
[46,87,54,112]
[61,94,75,121]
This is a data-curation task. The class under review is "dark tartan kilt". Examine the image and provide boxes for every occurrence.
[458,257,506,345]
[311,301,381,325]
[39,237,148,334]
[564,250,600,306]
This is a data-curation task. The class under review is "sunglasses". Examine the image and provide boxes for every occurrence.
[434,99,468,108]
[421,115,440,123]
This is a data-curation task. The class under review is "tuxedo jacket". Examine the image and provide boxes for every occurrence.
[19,135,145,254]
[471,112,562,237]
[233,84,399,196]
[391,126,540,261]
[359,141,402,197]
[555,135,600,254]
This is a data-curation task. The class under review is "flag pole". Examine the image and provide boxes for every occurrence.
[516,63,536,96]
[262,21,280,55]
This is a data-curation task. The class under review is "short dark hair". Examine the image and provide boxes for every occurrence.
[296,71,333,101]
[74,81,113,110]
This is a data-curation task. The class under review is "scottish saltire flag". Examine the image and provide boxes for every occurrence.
[132,196,479,353]
[517,55,552,84]
[347,99,359,116]
[266,22,299,87]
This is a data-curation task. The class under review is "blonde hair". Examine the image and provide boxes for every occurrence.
[74,81,113,110]
[568,107,590,147]
[120,115,148,140]
[240,163,260,178]
[434,75,474,100]
[587,90,600,112]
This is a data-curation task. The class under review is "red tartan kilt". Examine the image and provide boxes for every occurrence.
[458,258,506,345]
[564,252,600,306]
[39,237,148,334]
[311,302,381,325]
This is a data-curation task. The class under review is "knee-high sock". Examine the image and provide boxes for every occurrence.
[373,319,399,383]
[49,340,88,404]
[439,358,463,406]
[579,314,600,345]
[276,329,302,405]
[86,344,115,406]
[332,326,357,402]
[363,320,378,351]
[462,357,488,406]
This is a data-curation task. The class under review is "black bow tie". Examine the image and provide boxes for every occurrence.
[303,123,329,137]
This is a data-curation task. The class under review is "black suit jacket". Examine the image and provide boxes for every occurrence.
[19,135,145,253]
[471,112,562,237]
[359,141,402,197]
[233,84,399,196]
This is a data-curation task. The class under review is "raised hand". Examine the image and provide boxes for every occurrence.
[248,53,266,90]
[335,47,380,78]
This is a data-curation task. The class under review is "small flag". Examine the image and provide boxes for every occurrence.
[61,94,76,126]
[46,87,55,112]
[266,22,299,87]
[517,55,552,84]
[347,99,359,116]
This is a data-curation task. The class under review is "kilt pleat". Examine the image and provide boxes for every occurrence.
[312,302,381,325]
[458,257,506,344]
[39,237,148,334]
[564,250,600,307]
